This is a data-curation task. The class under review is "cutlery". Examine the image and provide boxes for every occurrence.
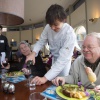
[59,80,64,90]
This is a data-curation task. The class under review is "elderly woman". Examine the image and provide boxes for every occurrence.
[52,32,100,92]
[2,41,47,77]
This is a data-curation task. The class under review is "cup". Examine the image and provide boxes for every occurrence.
[2,60,8,67]
[29,76,36,90]
[29,92,45,100]
[1,73,7,84]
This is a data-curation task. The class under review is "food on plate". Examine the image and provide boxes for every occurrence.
[85,67,97,83]
[62,85,89,99]
[6,71,23,77]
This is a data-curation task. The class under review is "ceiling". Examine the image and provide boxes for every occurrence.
[23,0,77,26]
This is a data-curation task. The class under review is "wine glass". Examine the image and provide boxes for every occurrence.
[23,60,33,87]
[29,92,45,100]
[1,60,8,84]
[2,60,8,68]
[24,67,31,87]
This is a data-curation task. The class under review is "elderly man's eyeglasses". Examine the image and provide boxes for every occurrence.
[81,46,99,50]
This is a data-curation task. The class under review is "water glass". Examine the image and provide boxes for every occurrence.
[1,73,7,84]
[29,77,36,90]
[29,92,45,100]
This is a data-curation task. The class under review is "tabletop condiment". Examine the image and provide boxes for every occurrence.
[3,82,15,94]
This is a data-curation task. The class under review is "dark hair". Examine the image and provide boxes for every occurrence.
[0,25,3,29]
[45,4,67,25]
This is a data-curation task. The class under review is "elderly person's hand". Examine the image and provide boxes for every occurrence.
[52,77,65,86]
[94,85,100,93]
[2,63,10,70]
[22,68,31,75]
[26,52,36,64]
[31,76,47,85]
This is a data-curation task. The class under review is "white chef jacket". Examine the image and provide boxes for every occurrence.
[33,23,76,80]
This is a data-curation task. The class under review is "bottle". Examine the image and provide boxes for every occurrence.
[26,60,33,68]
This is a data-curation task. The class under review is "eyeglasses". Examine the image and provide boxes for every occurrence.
[81,45,99,50]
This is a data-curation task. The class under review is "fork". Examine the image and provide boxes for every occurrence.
[59,80,64,89]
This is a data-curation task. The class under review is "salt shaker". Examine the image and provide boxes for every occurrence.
[3,82,10,93]
[8,83,15,93]
[3,82,15,94]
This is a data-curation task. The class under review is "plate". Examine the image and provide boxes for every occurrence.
[6,71,24,77]
[56,84,89,100]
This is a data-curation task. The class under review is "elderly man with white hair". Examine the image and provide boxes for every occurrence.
[52,32,100,92]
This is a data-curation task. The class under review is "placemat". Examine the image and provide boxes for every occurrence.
[7,75,26,83]
[0,75,26,83]
[41,85,59,100]
[41,85,95,100]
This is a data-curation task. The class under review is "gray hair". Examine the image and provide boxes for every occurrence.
[87,32,100,46]
[18,41,31,51]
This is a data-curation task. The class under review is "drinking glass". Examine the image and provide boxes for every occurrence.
[1,73,7,84]
[29,76,36,90]
[29,92,45,100]
[24,68,31,86]
[2,60,8,67]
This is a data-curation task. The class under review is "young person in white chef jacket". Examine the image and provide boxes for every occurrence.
[26,4,76,85]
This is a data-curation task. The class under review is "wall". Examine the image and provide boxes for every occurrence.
[7,31,20,50]
[86,0,100,33]
[6,27,43,50]
[33,27,43,43]
[70,0,100,33]
[21,30,32,43]
[71,3,86,29]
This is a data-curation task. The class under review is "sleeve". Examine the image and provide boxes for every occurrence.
[64,57,81,84]
[44,26,76,80]
[33,25,48,56]
[5,37,10,59]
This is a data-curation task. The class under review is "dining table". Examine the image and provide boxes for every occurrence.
[0,79,52,100]
[0,75,96,100]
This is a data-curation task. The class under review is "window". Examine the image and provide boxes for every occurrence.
[74,26,86,47]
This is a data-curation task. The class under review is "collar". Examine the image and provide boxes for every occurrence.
[84,57,100,71]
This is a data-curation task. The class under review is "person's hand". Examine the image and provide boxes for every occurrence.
[94,85,100,93]
[22,68,30,75]
[2,63,10,69]
[85,67,92,74]
[52,77,65,86]
[26,52,36,64]
[5,58,8,61]
[31,76,48,85]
